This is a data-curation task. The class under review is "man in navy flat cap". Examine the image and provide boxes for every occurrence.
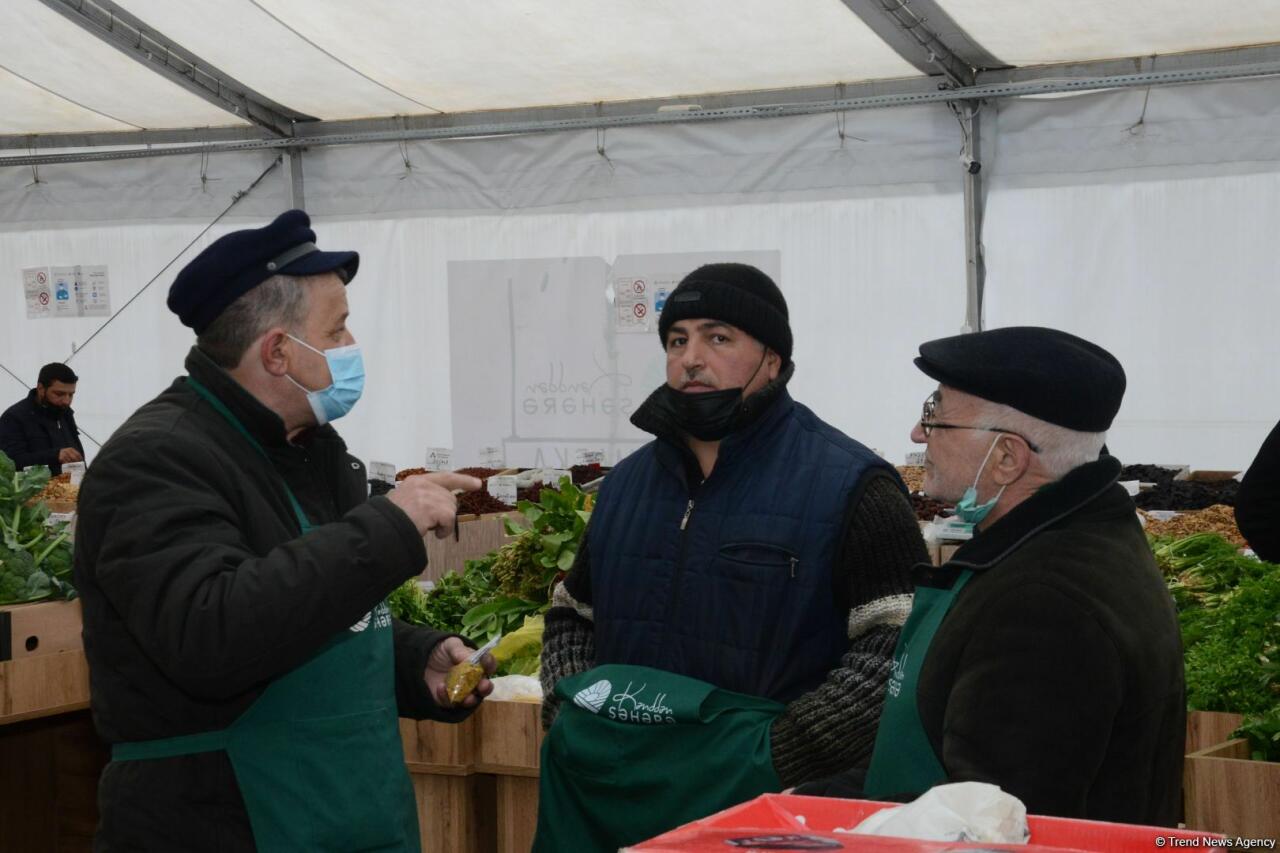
[74,210,493,852]
[796,326,1185,828]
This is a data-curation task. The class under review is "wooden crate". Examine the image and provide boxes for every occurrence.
[475,698,543,775]
[1185,710,1244,755]
[1,599,83,661]
[938,543,961,564]
[0,650,91,724]
[1184,738,1280,838]
[422,513,515,583]
[411,772,495,853]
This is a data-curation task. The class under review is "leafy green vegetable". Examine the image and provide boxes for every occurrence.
[0,451,77,605]
[1158,532,1280,761]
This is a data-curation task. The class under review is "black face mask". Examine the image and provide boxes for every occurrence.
[654,384,746,441]
[655,350,769,442]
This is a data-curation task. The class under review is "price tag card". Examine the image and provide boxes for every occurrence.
[574,449,605,466]
[904,451,926,466]
[368,460,396,483]
[487,475,518,505]
[425,447,453,472]
[64,461,87,486]
[479,446,505,468]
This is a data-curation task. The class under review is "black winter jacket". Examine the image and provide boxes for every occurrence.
[0,388,84,473]
[801,457,1186,827]
[75,348,466,852]
[1236,419,1280,562]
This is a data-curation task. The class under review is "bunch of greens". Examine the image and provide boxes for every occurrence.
[387,478,592,677]
[0,451,75,606]
[462,478,591,645]
[386,556,496,637]
[1154,532,1280,762]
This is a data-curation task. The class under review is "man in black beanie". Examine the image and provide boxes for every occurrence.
[796,326,1185,828]
[535,263,927,851]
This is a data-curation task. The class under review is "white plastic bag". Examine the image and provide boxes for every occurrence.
[842,782,1029,844]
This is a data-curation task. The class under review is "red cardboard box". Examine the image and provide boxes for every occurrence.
[626,794,1224,852]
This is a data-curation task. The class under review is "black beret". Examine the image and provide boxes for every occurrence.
[914,326,1126,432]
[657,263,792,363]
[168,209,359,333]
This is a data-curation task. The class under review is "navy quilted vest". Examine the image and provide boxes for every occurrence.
[590,391,894,702]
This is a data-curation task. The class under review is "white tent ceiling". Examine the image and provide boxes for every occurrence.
[3,0,1280,148]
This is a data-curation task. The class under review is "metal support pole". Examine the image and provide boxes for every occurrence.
[961,102,985,333]
[284,149,305,210]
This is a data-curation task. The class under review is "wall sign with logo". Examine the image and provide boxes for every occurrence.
[22,265,111,319]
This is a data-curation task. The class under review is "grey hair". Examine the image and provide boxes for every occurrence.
[972,399,1107,480]
[196,274,310,368]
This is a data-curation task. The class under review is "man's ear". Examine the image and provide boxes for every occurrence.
[992,435,1033,485]
[764,348,782,381]
[257,328,292,377]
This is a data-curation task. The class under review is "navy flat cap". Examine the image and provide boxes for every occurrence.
[914,326,1126,432]
[168,209,359,333]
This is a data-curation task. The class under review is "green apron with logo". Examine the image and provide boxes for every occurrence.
[109,378,419,853]
[863,567,975,798]
[533,664,785,853]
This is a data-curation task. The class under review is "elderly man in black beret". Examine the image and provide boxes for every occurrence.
[74,210,492,852]
[534,263,928,851]
[797,326,1185,827]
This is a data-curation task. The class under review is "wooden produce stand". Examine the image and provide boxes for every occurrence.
[422,511,515,583]
[1,599,543,853]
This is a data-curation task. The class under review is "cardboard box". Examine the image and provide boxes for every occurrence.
[0,599,83,662]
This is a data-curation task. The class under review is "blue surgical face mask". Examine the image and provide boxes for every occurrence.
[953,435,1007,525]
[286,334,364,425]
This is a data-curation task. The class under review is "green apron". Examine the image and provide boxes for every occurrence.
[863,567,974,797]
[110,377,419,853]
[533,664,785,853]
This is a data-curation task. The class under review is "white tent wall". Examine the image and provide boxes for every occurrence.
[2,76,1279,472]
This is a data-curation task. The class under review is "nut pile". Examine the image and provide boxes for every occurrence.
[896,466,925,494]
[1141,504,1246,547]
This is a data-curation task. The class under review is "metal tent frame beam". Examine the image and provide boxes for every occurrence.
[35,0,312,138]
[5,41,1279,161]
[837,0,1004,85]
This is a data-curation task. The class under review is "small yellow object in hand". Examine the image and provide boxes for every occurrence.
[445,661,485,705]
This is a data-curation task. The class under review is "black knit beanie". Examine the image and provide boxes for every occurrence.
[657,263,792,363]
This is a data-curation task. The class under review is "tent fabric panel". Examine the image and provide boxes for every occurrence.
[0,3,250,133]
[249,0,920,113]
[941,0,1280,66]
[114,0,434,120]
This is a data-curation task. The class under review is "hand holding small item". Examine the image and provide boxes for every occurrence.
[427,636,497,708]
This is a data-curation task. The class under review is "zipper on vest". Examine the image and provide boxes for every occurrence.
[679,499,694,530]
[661,498,697,662]
[789,556,798,578]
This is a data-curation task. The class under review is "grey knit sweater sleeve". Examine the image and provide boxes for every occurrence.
[769,471,926,787]
[539,534,596,731]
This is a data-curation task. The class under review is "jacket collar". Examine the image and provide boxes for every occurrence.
[940,454,1125,573]
[26,388,72,420]
[183,347,299,450]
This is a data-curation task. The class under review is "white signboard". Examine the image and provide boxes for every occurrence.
[20,265,111,319]
[487,475,518,505]
[22,267,51,319]
[368,460,397,484]
[447,252,781,469]
[425,447,453,472]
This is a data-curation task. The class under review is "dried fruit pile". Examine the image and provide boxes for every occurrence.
[911,494,952,521]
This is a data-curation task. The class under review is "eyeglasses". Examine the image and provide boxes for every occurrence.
[919,391,1042,454]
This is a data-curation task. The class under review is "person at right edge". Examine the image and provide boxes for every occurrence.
[796,326,1186,827]
[533,263,928,851]
[1235,418,1280,562]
